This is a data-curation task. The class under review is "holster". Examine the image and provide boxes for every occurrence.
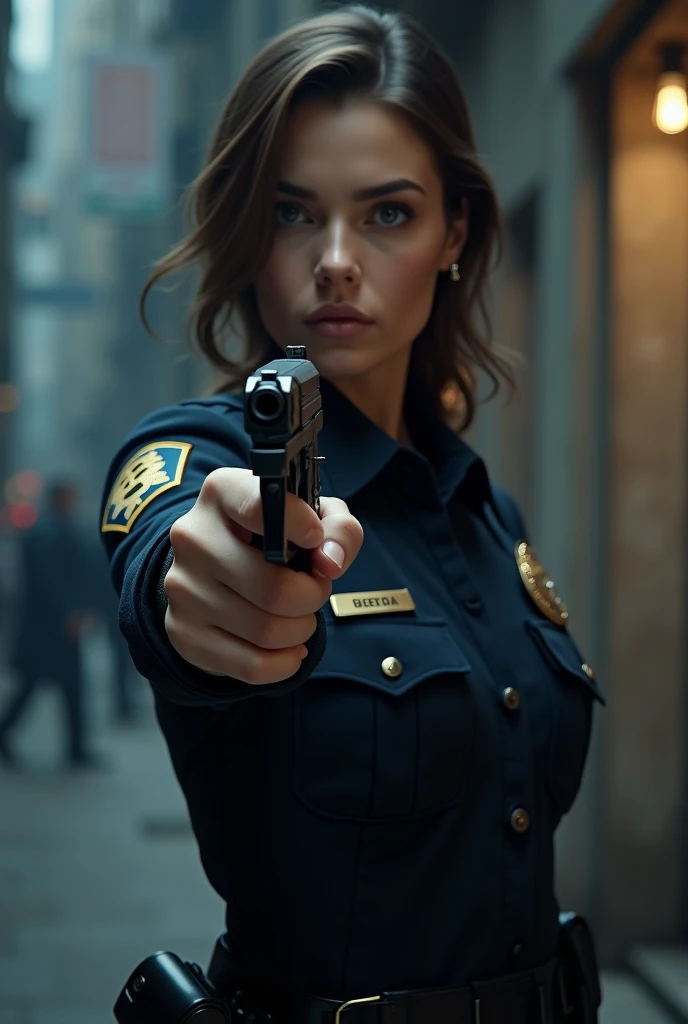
[557,912,602,1024]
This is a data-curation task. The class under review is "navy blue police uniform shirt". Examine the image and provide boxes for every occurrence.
[100,371,604,1000]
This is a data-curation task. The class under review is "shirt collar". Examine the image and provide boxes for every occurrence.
[319,375,490,510]
[260,339,490,508]
[403,375,490,509]
[317,378,399,500]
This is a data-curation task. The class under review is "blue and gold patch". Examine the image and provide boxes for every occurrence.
[102,441,193,534]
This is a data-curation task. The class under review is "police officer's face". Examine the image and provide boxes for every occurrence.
[254,99,467,398]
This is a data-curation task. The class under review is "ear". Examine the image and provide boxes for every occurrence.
[439,202,470,271]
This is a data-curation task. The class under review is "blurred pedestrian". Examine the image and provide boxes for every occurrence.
[0,478,106,770]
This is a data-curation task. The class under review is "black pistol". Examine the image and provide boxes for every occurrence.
[244,345,323,570]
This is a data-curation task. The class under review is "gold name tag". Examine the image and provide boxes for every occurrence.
[329,588,416,618]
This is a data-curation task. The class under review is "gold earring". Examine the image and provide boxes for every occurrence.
[450,263,460,282]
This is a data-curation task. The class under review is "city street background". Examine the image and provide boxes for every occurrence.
[1,0,688,1020]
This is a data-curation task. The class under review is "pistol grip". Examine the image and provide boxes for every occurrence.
[260,477,288,563]
[288,546,312,574]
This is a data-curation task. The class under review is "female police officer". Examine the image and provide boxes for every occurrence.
[101,6,604,1022]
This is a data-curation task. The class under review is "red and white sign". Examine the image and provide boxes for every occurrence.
[85,51,171,218]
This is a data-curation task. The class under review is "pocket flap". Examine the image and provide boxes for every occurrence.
[527,619,606,705]
[311,618,472,695]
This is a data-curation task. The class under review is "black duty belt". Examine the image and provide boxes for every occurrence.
[207,936,567,1024]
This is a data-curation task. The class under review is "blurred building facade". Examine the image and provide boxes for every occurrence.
[10,0,322,519]
[401,0,688,974]
[4,0,688,984]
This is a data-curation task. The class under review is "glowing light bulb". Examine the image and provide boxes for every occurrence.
[654,71,688,134]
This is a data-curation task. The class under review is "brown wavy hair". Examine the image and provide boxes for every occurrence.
[140,4,514,430]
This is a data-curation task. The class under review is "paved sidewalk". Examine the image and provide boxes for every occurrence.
[0,633,673,1023]
[0,633,224,1024]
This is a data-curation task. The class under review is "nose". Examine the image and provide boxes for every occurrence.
[314,222,361,289]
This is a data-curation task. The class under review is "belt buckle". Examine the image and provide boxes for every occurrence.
[334,994,382,1024]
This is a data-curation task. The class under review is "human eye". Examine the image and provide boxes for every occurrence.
[275,201,308,227]
[369,201,415,228]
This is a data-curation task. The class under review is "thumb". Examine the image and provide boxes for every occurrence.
[310,496,364,580]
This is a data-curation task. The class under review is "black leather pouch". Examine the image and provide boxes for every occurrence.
[557,912,601,1023]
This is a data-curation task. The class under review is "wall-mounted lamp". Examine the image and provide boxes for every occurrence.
[653,43,688,134]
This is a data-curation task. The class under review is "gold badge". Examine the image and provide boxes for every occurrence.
[329,588,416,618]
[102,441,193,534]
[515,541,569,627]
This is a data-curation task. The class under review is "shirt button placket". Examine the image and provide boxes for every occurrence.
[498,680,535,959]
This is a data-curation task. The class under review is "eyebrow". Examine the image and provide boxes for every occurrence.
[276,178,426,202]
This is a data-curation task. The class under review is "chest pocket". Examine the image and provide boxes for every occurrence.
[292,619,476,822]
[527,619,605,815]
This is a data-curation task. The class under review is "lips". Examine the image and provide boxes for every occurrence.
[304,304,373,324]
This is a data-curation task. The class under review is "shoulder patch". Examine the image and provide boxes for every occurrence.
[102,441,193,534]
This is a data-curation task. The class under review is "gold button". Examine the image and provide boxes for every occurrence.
[381,656,403,679]
[510,808,530,833]
[582,663,595,680]
[503,687,521,711]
